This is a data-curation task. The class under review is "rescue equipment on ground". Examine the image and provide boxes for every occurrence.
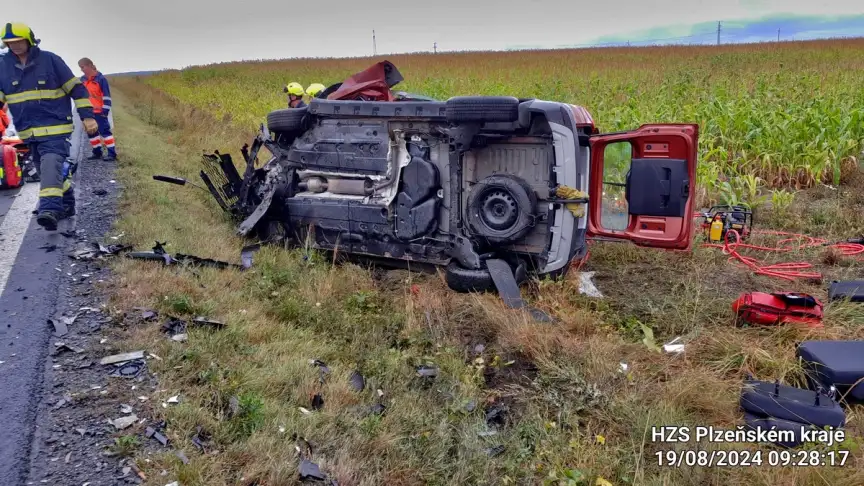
[732,291,823,328]
[797,340,864,404]
[740,376,845,447]
[0,143,23,189]
[701,228,864,282]
[700,205,752,243]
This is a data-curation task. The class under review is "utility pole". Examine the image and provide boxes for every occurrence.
[373,30,377,56]
[777,28,780,42]
[433,42,437,54]
[717,21,721,45]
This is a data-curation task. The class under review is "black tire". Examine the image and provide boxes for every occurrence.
[466,174,537,246]
[445,259,527,293]
[267,107,308,134]
[445,96,520,123]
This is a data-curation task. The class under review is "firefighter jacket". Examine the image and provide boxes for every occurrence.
[81,71,112,115]
[0,47,94,142]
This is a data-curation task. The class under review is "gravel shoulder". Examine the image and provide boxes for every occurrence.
[24,114,165,486]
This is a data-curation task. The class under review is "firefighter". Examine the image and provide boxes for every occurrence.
[78,57,117,161]
[0,22,98,230]
[284,82,307,108]
[306,83,326,100]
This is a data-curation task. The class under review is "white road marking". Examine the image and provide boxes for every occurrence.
[0,103,90,296]
[0,183,39,295]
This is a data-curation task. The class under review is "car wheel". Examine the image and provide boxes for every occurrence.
[445,96,520,123]
[267,107,308,134]
[466,174,537,246]
[445,259,527,293]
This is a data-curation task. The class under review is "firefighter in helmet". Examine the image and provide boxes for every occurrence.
[284,82,307,108]
[0,22,99,230]
[306,83,326,100]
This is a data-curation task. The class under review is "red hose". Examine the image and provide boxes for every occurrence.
[702,229,864,282]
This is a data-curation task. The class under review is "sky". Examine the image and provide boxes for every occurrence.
[2,0,863,74]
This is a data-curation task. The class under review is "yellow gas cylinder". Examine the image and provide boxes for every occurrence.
[709,217,724,243]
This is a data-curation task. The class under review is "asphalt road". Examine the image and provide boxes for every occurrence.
[0,113,88,485]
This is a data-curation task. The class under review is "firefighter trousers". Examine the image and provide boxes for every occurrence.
[30,138,75,215]
[88,114,116,157]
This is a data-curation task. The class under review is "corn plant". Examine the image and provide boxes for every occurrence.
[144,39,864,194]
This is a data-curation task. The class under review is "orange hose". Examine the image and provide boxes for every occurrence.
[703,229,864,282]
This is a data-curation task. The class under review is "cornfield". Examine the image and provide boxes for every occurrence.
[144,38,864,200]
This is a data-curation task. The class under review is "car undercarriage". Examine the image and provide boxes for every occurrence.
[174,60,698,296]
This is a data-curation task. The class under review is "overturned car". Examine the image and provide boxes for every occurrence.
[197,61,699,292]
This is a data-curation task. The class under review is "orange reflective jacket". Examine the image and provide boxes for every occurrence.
[81,72,112,115]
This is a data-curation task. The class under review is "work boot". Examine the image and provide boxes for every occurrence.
[87,149,103,161]
[104,148,117,162]
[36,211,61,231]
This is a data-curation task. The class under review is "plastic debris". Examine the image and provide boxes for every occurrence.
[191,316,225,329]
[663,336,686,354]
[49,318,68,337]
[578,271,604,298]
[52,342,84,355]
[100,350,145,365]
[348,370,365,391]
[110,414,139,430]
[484,445,506,457]
[110,359,146,378]
[145,426,169,446]
[299,460,326,482]
[416,365,439,378]
[311,394,324,410]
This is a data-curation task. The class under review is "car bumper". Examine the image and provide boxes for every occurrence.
[541,117,588,274]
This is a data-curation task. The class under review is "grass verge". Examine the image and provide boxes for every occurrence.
[102,79,864,486]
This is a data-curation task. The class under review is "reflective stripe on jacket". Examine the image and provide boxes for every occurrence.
[0,47,94,142]
[82,71,112,114]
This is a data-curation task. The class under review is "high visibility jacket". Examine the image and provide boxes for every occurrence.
[81,71,112,115]
[0,47,94,142]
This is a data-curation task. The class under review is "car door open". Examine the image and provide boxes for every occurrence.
[587,124,699,250]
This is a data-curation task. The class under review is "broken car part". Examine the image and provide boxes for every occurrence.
[69,241,132,261]
[153,174,210,192]
[100,350,146,366]
[348,370,365,392]
[192,60,699,298]
[127,241,246,270]
[416,365,439,378]
[486,258,553,322]
[110,359,146,378]
[145,426,170,446]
